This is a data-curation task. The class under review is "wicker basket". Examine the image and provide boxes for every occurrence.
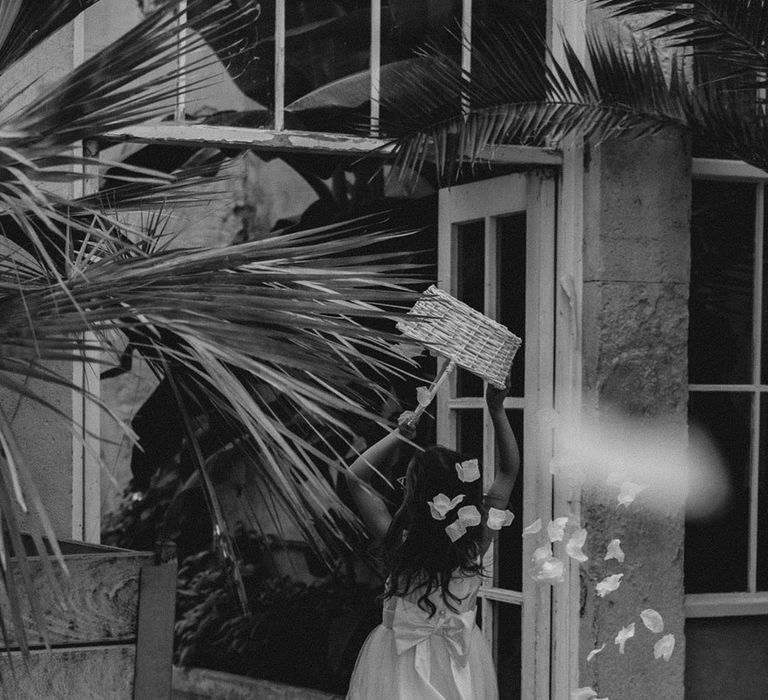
[397,285,522,389]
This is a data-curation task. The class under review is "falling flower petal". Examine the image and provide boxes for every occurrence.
[522,518,542,535]
[615,623,635,654]
[531,546,565,583]
[547,516,569,542]
[427,493,465,520]
[456,505,482,527]
[587,643,606,662]
[604,539,625,563]
[566,528,589,562]
[456,458,481,482]
[571,688,597,700]
[617,481,648,507]
[487,507,515,530]
[416,385,432,407]
[596,573,624,597]
[445,520,467,542]
[654,633,675,661]
[640,609,664,634]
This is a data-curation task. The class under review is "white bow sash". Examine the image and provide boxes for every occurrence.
[391,598,476,699]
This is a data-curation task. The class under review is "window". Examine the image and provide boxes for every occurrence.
[436,172,557,698]
[686,160,768,699]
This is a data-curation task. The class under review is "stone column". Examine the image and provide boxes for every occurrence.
[578,129,690,699]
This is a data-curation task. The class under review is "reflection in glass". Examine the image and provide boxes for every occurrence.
[496,602,522,700]
[758,396,768,590]
[497,410,524,592]
[686,392,751,593]
[685,616,768,699]
[689,181,755,385]
[496,214,526,398]
[456,220,485,397]
[456,410,483,462]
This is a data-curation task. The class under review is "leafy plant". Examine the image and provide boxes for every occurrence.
[174,532,382,694]
[0,0,420,655]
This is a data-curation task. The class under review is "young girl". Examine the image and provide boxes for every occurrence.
[345,383,520,700]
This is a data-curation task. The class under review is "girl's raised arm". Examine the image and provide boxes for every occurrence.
[483,382,521,519]
[345,412,418,542]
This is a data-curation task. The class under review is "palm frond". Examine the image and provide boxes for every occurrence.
[591,0,768,84]
[0,0,102,73]
[381,21,691,182]
[2,217,423,565]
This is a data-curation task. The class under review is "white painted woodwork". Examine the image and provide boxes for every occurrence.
[749,184,764,593]
[692,158,768,181]
[72,19,101,544]
[102,124,563,165]
[274,0,285,130]
[370,0,381,135]
[438,172,557,699]
[685,592,768,618]
[549,1,587,697]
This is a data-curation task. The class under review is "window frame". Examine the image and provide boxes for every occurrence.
[436,171,558,699]
[686,157,768,619]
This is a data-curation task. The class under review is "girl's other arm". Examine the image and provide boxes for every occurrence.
[484,383,521,508]
[345,412,417,542]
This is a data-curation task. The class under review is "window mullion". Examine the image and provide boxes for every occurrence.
[274,0,286,130]
[461,0,472,116]
[370,0,381,136]
[175,0,188,121]
[750,184,765,592]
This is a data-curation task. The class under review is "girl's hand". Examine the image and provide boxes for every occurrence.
[397,410,418,439]
[485,382,508,413]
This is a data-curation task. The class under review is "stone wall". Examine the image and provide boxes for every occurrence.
[578,130,690,699]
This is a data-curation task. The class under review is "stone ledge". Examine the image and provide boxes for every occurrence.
[172,666,343,700]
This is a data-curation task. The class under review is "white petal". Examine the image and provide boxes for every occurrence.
[547,516,569,542]
[456,458,481,483]
[586,643,606,662]
[604,538,625,563]
[614,623,635,654]
[428,501,446,520]
[487,507,514,530]
[531,547,565,583]
[416,385,432,407]
[570,688,597,700]
[596,573,624,597]
[617,481,648,507]
[522,518,542,536]
[653,633,675,661]
[457,504,482,526]
[640,609,664,634]
[445,520,467,542]
[566,528,589,562]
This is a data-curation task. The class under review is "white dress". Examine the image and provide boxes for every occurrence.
[346,573,498,700]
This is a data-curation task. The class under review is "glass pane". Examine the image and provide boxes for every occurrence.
[498,410,524,591]
[685,616,768,700]
[456,220,486,397]
[496,213,526,398]
[686,392,751,593]
[762,186,768,384]
[456,409,484,461]
[496,602,522,700]
[759,395,768,590]
[689,181,755,385]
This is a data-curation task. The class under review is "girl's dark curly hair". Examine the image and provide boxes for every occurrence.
[382,445,485,617]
